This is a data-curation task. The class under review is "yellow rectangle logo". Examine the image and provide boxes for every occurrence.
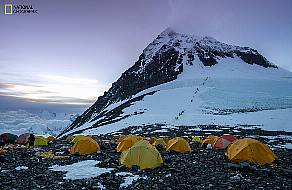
[4,4,13,14]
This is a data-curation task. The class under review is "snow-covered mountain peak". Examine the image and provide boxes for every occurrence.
[153,29,235,51]
[160,27,177,36]
[143,29,275,69]
[58,29,292,137]
[159,27,207,41]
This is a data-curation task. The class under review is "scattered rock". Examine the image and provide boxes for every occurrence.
[0,127,291,189]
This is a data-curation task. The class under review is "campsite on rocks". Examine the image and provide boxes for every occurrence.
[1,1,292,189]
[0,127,291,189]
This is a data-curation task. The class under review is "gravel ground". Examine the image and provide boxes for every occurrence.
[0,124,291,190]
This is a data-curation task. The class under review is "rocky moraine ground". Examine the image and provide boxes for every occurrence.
[0,124,291,190]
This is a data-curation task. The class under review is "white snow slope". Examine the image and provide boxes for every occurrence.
[62,32,292,136]
[63,59,292,136]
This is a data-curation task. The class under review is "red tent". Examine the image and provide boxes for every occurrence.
[213,134,237,150]
[0,133,18,144]
[15,133,31,145]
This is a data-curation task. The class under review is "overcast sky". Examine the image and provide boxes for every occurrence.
[0,0,291,110]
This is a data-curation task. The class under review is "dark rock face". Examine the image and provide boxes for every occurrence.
[196,47,219,66]
[235,50,277,68]
[59,46,183,137]
[194,43,276,68]
[59,30,277,137]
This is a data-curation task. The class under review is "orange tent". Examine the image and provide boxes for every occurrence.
[117,135,127,143]
[70,137,100,155]
[202,135,219,145]
[166,137,191,153]
[226,138,277,165]
[135,135,144,141]
[116,136,139,152]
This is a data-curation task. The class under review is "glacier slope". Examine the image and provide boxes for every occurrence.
[61,56,292,136]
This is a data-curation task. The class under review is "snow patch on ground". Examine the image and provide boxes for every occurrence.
[15,166,28,171]
[284,143,292,149]
[165,174,172,178]
[273,143,292,149]
[116,172,147,188]
[153,129,169,133]
[49,160,114,180]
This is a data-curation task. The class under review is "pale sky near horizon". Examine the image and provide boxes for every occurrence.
[0,0,291,109]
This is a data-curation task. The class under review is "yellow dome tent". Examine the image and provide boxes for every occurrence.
[202,135,219,145]
[116,136,140,152]
[34,136,48,146]
[47,136,55,142]
[120,140,163,170]
[153,138,166,148]
[166,137,192,153]
[226,138,277,166]
[116,135,127,143]
[71,135,87,144]
[134,135,144,141]
[70,137,100,155]
[192,136,202,143]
